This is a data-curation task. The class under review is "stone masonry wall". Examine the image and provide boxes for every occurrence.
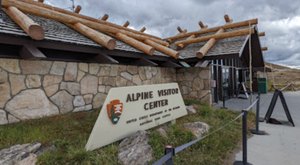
[177,67,211,104]
[0,58,211,125]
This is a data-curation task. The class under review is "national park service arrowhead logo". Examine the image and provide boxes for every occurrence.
[106,100,123,125]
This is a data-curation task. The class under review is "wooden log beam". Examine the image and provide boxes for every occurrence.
[140,27,146,33]
[196,28,225,59]
[259,32,265,37]
[100,14,109,21]
[13,0,161,40]
[2,0,169,46]
[198,21,208,29]
[114,33,154,55]
[122,21,130,27]
[74,5,81,14]
[224,14,233,23]
[144,39,179,59]
[177,34,195,49]
[165,18,258,42]
[69,22,116,50]
[3,6,44,40]
[261,47,268,51]
[19,44,46,59]
[175,28,255,47]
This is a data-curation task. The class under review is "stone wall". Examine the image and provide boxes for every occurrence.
[177,67,211,104]
[0,58,211,125]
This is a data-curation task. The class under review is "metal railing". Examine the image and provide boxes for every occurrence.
[153,94,266,165]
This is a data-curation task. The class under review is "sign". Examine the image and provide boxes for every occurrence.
[85,83,187,151]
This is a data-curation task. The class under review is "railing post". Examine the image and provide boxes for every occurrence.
[165,145,175,165]
[222,86,227,109]
[234,111,252,165]
[250,93,267,135]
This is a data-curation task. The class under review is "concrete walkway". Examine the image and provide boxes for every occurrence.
[215,91,300,165]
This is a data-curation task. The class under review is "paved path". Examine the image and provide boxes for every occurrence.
[215,91,300,165]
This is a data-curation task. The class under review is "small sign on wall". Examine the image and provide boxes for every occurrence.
[85,83,187,151]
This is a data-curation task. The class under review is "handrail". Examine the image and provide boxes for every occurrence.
[153,94,263,165]
[243,98,259,112]
[152,112,244,165]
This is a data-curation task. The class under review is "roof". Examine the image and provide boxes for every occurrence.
[0,9,166,57]
[178,36,247,59]
[0,1,265,68]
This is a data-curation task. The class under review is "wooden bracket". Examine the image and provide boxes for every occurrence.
[179,61,191,68]
[161,61,182,68]
[131,58,158,66]
[19,44,46,59]
[93,53,119,64]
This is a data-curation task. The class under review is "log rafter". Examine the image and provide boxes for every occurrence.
[175,28,255,48]
[165,18,258,42]
[196,28,225,59]
[1,0,183,58]
[3,6,44,40]
[69,22,116,50]
[1,0,181,58]
[13,0,162,40]
[196,15,232,59]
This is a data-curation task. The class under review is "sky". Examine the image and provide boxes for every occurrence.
[46,0,300,68]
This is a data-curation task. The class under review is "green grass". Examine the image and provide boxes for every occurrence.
[0,100,254,165]
[149,100,255,165]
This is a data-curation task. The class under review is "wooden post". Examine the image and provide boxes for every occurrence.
[196,28,225,58]
[2,0,169,46]
[3,6,44,40]
[165,18,258,42]
[122,21,130,27]
[198,21,208,29]
[114,33,155,55]
[175,28,255,47]
[144,39,179,59]
[140,27,146,33]
[100,14,109,21]
[224,14,233,23]
[9,0,162,40]
[70,22,116,50]
[74,5,81,14]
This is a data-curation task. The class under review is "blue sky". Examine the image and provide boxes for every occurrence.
[46,0,300,68]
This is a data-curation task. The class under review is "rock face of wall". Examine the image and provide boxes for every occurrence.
[0,58,211,125]
[177,67,212,103]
